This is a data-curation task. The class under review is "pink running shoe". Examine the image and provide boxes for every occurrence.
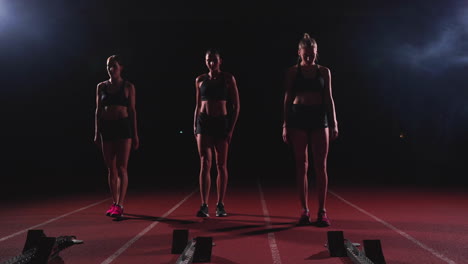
[315,210,331,227]
[106,204,116,216]
[298,210,312,225]
[110,205,124,218]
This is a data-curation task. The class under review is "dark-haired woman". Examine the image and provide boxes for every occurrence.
[194,49,240,217]
[282,34,338,226]
[94,55,139,218]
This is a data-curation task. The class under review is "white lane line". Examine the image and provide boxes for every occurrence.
[257,180,282,264]
[0,198,110,242]
[100,189,197,264]
[329,190,457,264]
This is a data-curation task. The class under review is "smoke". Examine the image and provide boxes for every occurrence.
[396,7,468,73]
[352,3,468,163]
[0,0,14,33]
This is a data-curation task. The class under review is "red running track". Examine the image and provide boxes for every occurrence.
[0,181,467,264]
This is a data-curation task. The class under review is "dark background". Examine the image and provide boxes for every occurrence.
[1,0,467,196]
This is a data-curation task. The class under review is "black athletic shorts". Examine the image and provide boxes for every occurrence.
[286,104,328,131]
[195,112,230,139]
[100,117,133,141]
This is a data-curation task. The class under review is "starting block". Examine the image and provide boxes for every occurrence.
[326,231,386,264]
[172,229,213,263]
[1,229,83,264]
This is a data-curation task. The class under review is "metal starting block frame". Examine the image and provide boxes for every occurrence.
[326,231,386,264]
[344,239,375,264]
[1,229,83,264]
[172,229,213,264]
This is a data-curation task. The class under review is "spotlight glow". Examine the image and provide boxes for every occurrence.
[398,7,468,72]
[0,0,13,33]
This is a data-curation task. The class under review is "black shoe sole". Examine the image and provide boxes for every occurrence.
[110,214,123,218]
[315,221,331,227]
[298,216,312,225]
[196,211,209,217]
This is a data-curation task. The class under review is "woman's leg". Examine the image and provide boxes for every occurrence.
[102,141,118,203]
[309,128,329,212]
[115,138,132,207]
[309,127,331,226]
[196,134,213,205]
[214,138,229,206]
[288,128,310,211]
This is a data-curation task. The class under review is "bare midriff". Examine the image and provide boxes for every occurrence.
[293,91,323,105]
[200,100,227,116]
[101,106,129,120]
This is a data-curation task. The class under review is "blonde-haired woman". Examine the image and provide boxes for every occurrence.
[282,34,338,226]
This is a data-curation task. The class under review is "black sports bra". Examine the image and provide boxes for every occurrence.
[293,64,324,93]
[100,80,129,107]
[200,73,228,101]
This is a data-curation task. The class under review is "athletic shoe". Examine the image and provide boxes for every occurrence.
[298,209,312,225]
[110,204,124,218]
[216,203,227,217]
[196,204,209,217]
[315,210,331,227]
[106,204,116,216]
